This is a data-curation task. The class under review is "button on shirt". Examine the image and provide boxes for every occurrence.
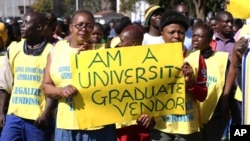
[214,32,235,61]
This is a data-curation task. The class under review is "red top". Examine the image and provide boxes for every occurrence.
[187,55,207,102]
[210,39,217,51]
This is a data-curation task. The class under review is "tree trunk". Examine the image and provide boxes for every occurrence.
[192,0,206,20]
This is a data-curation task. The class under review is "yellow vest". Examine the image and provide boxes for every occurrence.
[116,120,137,129]
[200,52,228,124]
[153,50,201,134]
[94,43,106,50]
[7,39,52,120]
[235,86,242,101]
[51,40,103,130]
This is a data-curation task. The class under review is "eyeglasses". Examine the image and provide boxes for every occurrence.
[71,22,94,30]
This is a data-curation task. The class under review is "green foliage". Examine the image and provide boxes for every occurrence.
[62,0,76,17]
[31,0,53,13]
[81,0,102,13]
[120,0,135,12]
[159,0,226,18]
[62,0,103,17]
[31,0,226,19]
[206,0,225,12]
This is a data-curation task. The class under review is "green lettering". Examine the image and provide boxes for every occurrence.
[113,103,127,116]
[107,50,122,66]
[176,97,185,110]
[88,52,107,68]
[165,98,175,110]
[92,90,107,105]
[141,100,154,113]
[129,102,138,116]
[124,68,133,84]
[155,98,165,111]
[142,48,158,63]
[135,67,147,83]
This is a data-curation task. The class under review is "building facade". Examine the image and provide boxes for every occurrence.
[0,0,37,21]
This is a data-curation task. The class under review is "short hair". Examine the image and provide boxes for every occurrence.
[24,11,46,28]
[121,24,144,44]
[94,22,104,32]
[191,18,203,27]
[114,16,132,35]
[215,11,233,21]
[233,18,244,29]
[160,9,189,31]
[193,22,214,41]
[70,9,94,23]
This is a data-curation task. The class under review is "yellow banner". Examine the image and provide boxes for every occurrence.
[226,0,250,19]
[70,43,186,128]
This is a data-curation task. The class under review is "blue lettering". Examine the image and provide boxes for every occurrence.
[186,101,193,110]
[25,67,44,74]
[13,87,41,96]
[58,66,70,72]
[165,114,194,122]
[15,67,24,72]
[207,76,217,83]
[16,74,41,82]
[61,73,72,79]
[12,97,39,105]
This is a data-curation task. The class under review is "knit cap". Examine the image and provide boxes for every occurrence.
[160,9,189,31]
[0,22,8,44]
[144,5,165,27]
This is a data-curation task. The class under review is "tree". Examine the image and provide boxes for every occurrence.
[31,0,53,13]
[62,0,76,17]
[159,0,227,20]
[192,0,206,20]
[191,0,226,20]
[32,0,227,21]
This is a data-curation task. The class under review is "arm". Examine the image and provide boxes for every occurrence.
[42,53,78,99]
[0,55,13,128]
[223,37,248,98]
[34,97,57,129]
[188,83,207,102]
[0,90,9,128]
[221,37,248,117]
[182,56,207,102]
[234,37,249,90]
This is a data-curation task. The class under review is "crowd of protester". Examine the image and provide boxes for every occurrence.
[0,2,249,141]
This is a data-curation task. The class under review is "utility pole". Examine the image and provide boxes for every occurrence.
[12,0,15,18]
[2,0,5,20]
[76,0,79,11]
[23,0,26,14]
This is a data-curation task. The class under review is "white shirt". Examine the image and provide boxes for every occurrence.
[142,33,164,45]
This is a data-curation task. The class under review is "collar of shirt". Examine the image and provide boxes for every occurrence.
[23,38,47,56]
[214,32,235,43]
